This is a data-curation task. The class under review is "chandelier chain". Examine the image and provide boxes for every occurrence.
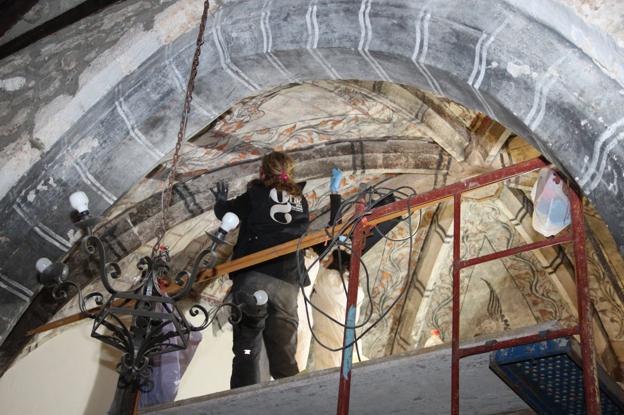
[156,0,211,253]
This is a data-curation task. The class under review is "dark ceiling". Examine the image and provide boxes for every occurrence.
[0,0,40,38]
[0,0,124,60]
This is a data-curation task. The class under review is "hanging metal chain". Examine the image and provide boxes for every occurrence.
[154,0,211,254]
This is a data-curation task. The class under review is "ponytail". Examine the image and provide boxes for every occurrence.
[251,151,302,196]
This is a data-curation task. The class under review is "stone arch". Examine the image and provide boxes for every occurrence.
[2,0,624,363]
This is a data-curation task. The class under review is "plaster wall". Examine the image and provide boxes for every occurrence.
[0,319,233,415]
[0,321,121,415]
[0,0,204,199]
[557,0,624,47]
[0,0,622,202]
[0,0,622,235]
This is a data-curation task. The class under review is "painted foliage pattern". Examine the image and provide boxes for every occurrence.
[357,207,437,358]
[567,242,624,341]
[107,80,440,213]
[412,199,575,347]
[38,79,450,351]
[168,81,431,177]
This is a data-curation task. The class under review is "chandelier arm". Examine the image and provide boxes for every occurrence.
[226,301,244,325]
[79,290,106,317]
[50,281,105,319]
[187,303,213,331]
[81,235,120,295]
[168,248,212,301]
[187,301,242,331]
[50,280,75,302]
[82,291,105,309]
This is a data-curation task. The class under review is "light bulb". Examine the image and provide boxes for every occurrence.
[36,258,69,286]
[253,290,268,306]
[220,212,240,232]
[36,257,52,273]
[69,191,89,214]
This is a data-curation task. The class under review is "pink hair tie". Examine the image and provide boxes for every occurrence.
[279,170,289,182]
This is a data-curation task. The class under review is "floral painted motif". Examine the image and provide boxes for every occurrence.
[411,199,574,347]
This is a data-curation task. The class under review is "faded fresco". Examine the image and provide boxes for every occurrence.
[410,199,575,348]
[358,207,435,358]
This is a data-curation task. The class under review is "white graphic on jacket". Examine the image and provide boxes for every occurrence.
[269,188,303,224]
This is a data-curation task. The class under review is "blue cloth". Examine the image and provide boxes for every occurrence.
[330,167,343,193]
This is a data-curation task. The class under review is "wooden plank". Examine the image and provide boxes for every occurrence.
[28,198,445,336]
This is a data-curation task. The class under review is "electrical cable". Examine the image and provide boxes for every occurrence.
[334,243,362,361]
[368,186,422,242]
[296,214,375,330]
[295,181,419,353]
[296,185,376,330]
[297,185,390,341]
[388,200,417,353]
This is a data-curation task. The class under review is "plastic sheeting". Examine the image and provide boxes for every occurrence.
[139,319,203,407]
[295,250,320,370]
[308,268,367,370]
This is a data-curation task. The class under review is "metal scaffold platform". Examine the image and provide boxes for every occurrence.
[491,337,624,414]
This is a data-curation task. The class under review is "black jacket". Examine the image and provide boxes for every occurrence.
[215,182,310,285]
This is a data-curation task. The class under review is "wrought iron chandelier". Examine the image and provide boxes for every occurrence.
[36,196,242,409]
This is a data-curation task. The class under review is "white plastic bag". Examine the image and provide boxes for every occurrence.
[530,168,571,237]
[309,268,367,370]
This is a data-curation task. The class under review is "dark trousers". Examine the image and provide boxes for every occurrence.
[230,271,299,388]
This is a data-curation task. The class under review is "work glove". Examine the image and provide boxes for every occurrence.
[210,181,229,204]
[330,167,343,193]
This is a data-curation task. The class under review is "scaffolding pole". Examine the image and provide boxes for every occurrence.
[335,157,600,415]
[337,198,367,415]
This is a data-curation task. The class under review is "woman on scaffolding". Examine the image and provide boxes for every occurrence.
[211,151,310,388]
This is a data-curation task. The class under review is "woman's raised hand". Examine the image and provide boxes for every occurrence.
[210,181,229,203]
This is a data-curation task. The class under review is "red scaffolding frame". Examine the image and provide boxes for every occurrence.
[336,157,600,414]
